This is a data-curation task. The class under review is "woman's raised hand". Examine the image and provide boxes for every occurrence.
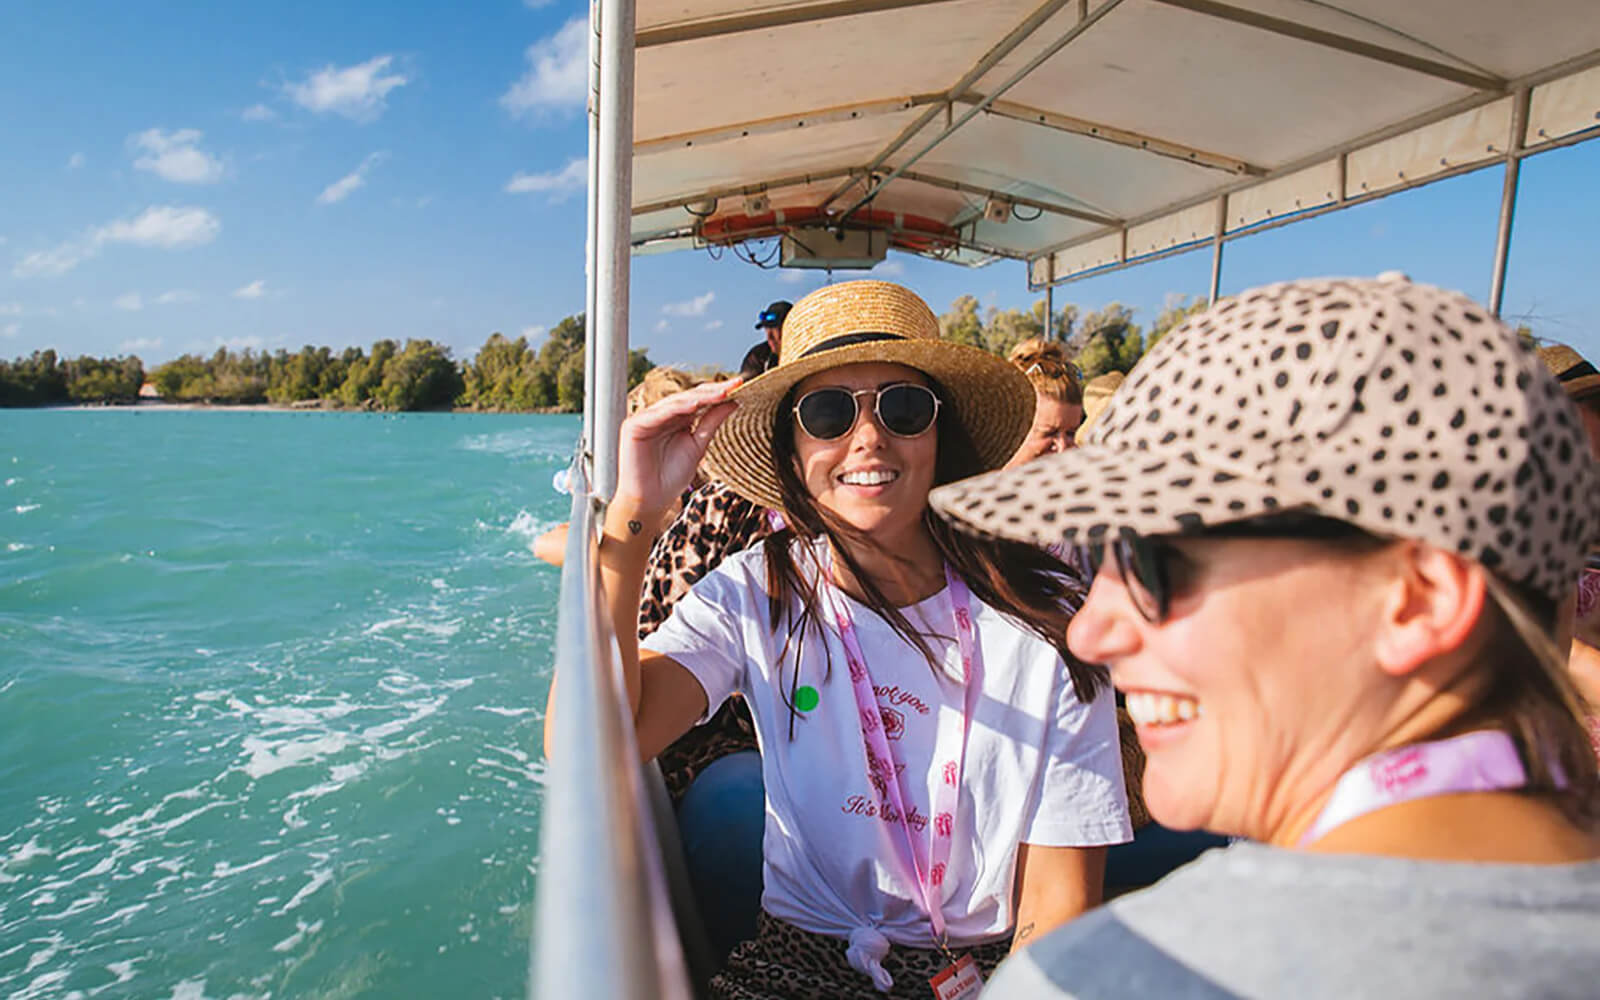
[613,378,741,515]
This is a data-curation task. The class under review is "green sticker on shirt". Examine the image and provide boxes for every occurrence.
[794,685,820,712]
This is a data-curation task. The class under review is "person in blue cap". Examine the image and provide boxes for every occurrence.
[740,300,791,379]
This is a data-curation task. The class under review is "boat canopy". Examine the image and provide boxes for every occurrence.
[629,0,1600,291]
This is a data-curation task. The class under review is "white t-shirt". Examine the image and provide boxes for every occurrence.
[642,541,1130,948]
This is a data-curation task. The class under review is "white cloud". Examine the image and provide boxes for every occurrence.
[241,103,277,122]
[504,158,585,202]
[705,319,724,331]
[215,335,263,350]
[501,17,587,118]
[120,337,163,351]
[318,152,386,205]
[522,0,554,7]
[521,324,547,340]
[14,244,92,278]
[1,323,19,338]
[876,258,907,277]
[0,303,21,316]
[67,152,86,169]
[154,290,197,305]
[234,279,266,300]
[655,318,670,333]
[286,55,408,122]
[114,292,144,311]
[130,129,224,184]
[777,269,808,285]
[98,205,222,249]
[662,291,715,318]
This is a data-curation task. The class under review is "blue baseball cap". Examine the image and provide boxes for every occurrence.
[755,301,792,329]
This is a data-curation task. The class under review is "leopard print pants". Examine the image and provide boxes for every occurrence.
[711,912,1013,1000]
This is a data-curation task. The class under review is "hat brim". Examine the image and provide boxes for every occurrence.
[703,340,1034,511]
[929,439,1320,547]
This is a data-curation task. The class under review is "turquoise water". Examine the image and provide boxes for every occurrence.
[0,410,578,1000]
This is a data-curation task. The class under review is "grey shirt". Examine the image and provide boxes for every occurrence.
[985,841,1600,999]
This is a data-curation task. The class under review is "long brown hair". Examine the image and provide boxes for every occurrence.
[1475,575,1600,829]
[761,373,1106,738]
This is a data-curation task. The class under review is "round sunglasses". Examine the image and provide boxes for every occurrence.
[792,383,941,441]
[1074,515,1375,623]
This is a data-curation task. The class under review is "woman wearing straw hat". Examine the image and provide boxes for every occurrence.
[928,275,1600,998]
[562,281,1131,998]
[1004,337,1084,465]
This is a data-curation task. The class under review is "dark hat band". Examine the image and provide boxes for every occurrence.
[1557,359,1599,383]
[799,331,903,358]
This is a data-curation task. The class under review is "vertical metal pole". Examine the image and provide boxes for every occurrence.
[592,0,637,501]
[581,1,602,453]
[1488,89,1530,318]
[1207,195,1227,305]
[1045,281,1055,342]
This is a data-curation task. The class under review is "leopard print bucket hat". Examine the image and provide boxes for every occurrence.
[930,274,1600,604]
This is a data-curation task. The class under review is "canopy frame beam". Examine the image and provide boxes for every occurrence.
[1028,48,1600,289]
[965,96,1265,175]
[637,0,962,48]
[817,0,1092,212]
[897,169,1123,226]
[1149,0,1505,92]
[1487,88,1531,317]
[836,0,1127,223]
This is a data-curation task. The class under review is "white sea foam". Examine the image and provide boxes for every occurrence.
[211,853,280,879]
[272,865,332,916]
[14,503,39,514]
[241,733,351,780]
[272,918,323,953]
[366,614,461,640]
[458,429,572,462]
[167,977,212,1000]
[473,705,534,718]
[503,509,558,543]
[7,542,30,552]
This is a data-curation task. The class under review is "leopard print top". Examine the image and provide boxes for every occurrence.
[639,481,771,802]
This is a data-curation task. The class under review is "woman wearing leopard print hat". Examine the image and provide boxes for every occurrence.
[932,274,1600,998]
[547,281,1131,998]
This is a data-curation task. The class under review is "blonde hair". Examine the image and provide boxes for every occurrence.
[1007,337,1082,405]
[626,366,698,415]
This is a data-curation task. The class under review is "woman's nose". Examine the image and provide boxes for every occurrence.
[1067,564,1143,664]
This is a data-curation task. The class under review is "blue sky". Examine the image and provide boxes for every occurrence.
[3,1,1597,370]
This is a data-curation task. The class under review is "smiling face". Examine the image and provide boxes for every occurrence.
[1007,394,1083,467]
[790,362,938,546]
[1066,536,1395,840]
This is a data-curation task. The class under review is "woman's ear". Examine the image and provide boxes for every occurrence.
[1372,542,1489,678]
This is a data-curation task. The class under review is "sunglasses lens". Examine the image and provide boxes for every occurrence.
[796,388,858,440]
[877,384,937,437]
[1116,536,1168,623]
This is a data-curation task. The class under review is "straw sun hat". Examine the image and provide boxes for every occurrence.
[1538,343,1600,403]
[702,280,1034,511]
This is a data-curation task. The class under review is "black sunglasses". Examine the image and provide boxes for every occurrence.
[792,383,941,441]
[1073,514,1374,623]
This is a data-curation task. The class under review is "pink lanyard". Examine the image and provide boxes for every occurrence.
[822,563,981,947]
[1299,730,1529,846]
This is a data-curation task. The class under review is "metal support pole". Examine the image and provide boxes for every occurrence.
[591,0,637,501]
[1045,281,1055,341]
[1488,89,1529,318]
[1207,195,1227,305]
[582,1,602,452]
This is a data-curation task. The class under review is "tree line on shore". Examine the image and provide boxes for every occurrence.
[0,293,1221,410]
[1,313,648,411]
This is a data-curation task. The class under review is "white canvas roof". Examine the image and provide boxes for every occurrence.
[628,0,1600,287]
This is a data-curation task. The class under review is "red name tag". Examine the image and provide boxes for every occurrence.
[929,953,983,1000]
